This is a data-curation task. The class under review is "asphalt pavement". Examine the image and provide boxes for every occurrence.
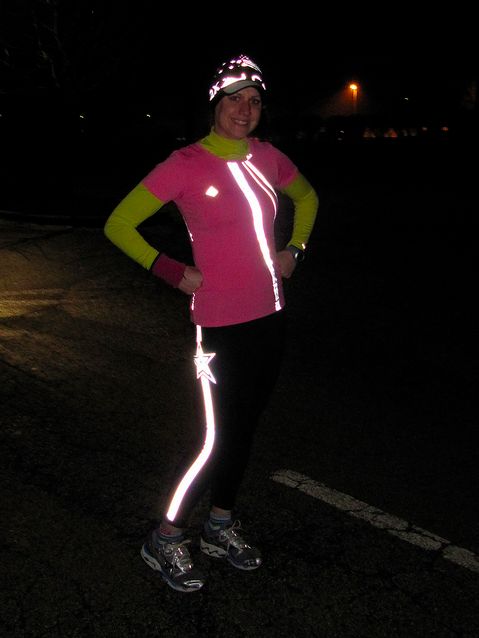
[1,138,478,636]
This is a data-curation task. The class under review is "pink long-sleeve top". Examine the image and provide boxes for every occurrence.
[142,138,298,327]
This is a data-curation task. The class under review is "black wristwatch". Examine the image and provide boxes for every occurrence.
[286,244,305,262]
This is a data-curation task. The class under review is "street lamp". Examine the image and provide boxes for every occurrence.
[349,83,359,114]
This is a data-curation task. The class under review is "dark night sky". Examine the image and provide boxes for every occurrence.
[19,1,458,105]
[97,17,476,118]
[1,3,476,121]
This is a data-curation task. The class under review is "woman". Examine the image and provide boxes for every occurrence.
[104,54,318,592]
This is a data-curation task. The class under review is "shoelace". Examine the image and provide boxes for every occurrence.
[219,521,252,552]
[165,540,194,573]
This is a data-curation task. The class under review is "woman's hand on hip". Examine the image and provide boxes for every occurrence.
[179,266,203,294]
[276,250,297,279]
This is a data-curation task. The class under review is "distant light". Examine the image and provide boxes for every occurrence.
[384,128,398,138]
[79,114,85,119]
[145,113,152,118]
[348,83,359,114]
[404,97,409,101]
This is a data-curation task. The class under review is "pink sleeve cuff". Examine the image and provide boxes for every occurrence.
[151,254,186,288]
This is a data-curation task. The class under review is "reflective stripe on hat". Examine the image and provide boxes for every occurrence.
[209,54,266,102]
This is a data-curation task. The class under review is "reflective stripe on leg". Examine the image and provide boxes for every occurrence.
[165,326,217,523]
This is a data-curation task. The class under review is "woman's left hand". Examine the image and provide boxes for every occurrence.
[276,250,297,279]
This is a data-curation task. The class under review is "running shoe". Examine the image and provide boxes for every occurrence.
[200,520,262,570]
[141,530,205,592]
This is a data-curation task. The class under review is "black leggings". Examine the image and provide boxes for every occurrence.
[165,310,286,527]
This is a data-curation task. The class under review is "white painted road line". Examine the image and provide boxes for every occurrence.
[271,469,479,574]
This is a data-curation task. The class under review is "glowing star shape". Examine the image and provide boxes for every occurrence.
[194,350,217,384]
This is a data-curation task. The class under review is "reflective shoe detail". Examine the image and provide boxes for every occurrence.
[200,520,262,570]
[141,531,205,592]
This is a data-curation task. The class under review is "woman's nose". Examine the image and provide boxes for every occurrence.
[239,100,251,115]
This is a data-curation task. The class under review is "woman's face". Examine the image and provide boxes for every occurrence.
[213,87,262,140]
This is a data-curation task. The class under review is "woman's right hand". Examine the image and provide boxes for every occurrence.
[179,266,203,295]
